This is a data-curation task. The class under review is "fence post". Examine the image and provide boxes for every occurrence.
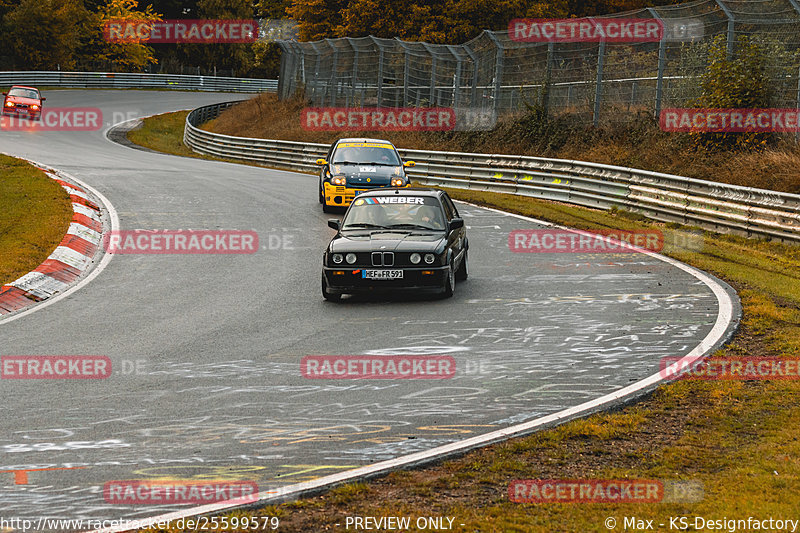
[309,41,323,105]
[374,38,385,107]
[593,39,606,127]
[276,41,291,100]
[422,43,437,106]
[348,38,358,107]
[396,38,410,107]
[796,65,800,142]
[447,45,462,109]
[485,31,504,116]
[647,8,667,119]
[326,39,338,106]
[543,42,554,117]
[463,44,479,108]
[715,0,735,59]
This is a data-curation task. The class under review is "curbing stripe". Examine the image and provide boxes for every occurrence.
[0,161,107,317]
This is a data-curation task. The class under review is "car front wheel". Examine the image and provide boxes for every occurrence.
[441,260,455,298]
[455,250,468,281]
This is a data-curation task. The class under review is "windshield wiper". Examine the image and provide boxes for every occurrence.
[362,162,399,166]
[386,223,440,231]
[343,223,387,229]
[333,160,359,165]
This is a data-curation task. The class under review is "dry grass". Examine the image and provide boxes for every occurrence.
[205,93,800,194]
[0,155,72,286]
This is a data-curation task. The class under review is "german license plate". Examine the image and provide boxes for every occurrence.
[362,270,403,279]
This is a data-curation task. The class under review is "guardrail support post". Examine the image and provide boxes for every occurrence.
[593,39,606,127]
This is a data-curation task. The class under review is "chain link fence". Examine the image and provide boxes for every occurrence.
[276,0,800,126]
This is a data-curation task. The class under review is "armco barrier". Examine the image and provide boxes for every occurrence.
[184,101,800,242]
[0,71,276,93]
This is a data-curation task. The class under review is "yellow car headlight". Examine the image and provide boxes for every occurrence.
[390,178,404,187]
[331,176,346,186]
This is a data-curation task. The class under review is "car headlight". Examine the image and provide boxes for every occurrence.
[424,253,435,264]
[346,253,357,264]
[410,253,421,264]
[331,176,346,186]
[30,104,39,110]
[390,178,404,187]
[332,253,343,264]
[4,102,14,107]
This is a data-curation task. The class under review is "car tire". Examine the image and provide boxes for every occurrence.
[441,260,455,298]
[455,250,468,281]
[322,201,335,213]
[322,273,341,301]
[319,184,324,204]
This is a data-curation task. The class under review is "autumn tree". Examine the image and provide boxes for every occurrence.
[87,0,161,71]
[3,0,92,69]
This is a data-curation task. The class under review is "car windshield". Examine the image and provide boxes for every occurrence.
[342,196,446,231]
[8,88,39,99]
[332,143,400,165]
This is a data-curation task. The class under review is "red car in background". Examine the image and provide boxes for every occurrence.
[2,85,45,121]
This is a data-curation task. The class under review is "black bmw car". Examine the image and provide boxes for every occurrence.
[322,188,468,301]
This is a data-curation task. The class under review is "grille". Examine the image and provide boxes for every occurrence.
[371,252,394,266]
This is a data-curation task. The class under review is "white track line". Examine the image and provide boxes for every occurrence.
[90,195,738,533]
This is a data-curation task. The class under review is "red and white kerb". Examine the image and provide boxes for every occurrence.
[0,170,102,315]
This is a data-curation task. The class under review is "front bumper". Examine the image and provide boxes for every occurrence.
[323,182,409,207]
[323,265,447,293]
[2,107,40,118]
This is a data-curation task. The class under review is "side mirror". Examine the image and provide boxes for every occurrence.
[403,160,416,168]
[41,97,46,101]
[327,219,341,231]
[316,158,328,166]
[448,218,464,231]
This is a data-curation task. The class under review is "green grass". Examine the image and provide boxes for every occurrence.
[127,111,800,532]
[126,111,198,158]
[0,155,72,286]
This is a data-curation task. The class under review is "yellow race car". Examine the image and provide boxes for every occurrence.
[317,138,415,213]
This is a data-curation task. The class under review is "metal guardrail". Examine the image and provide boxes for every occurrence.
[0,71,277,93]
[185,101,800,242]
